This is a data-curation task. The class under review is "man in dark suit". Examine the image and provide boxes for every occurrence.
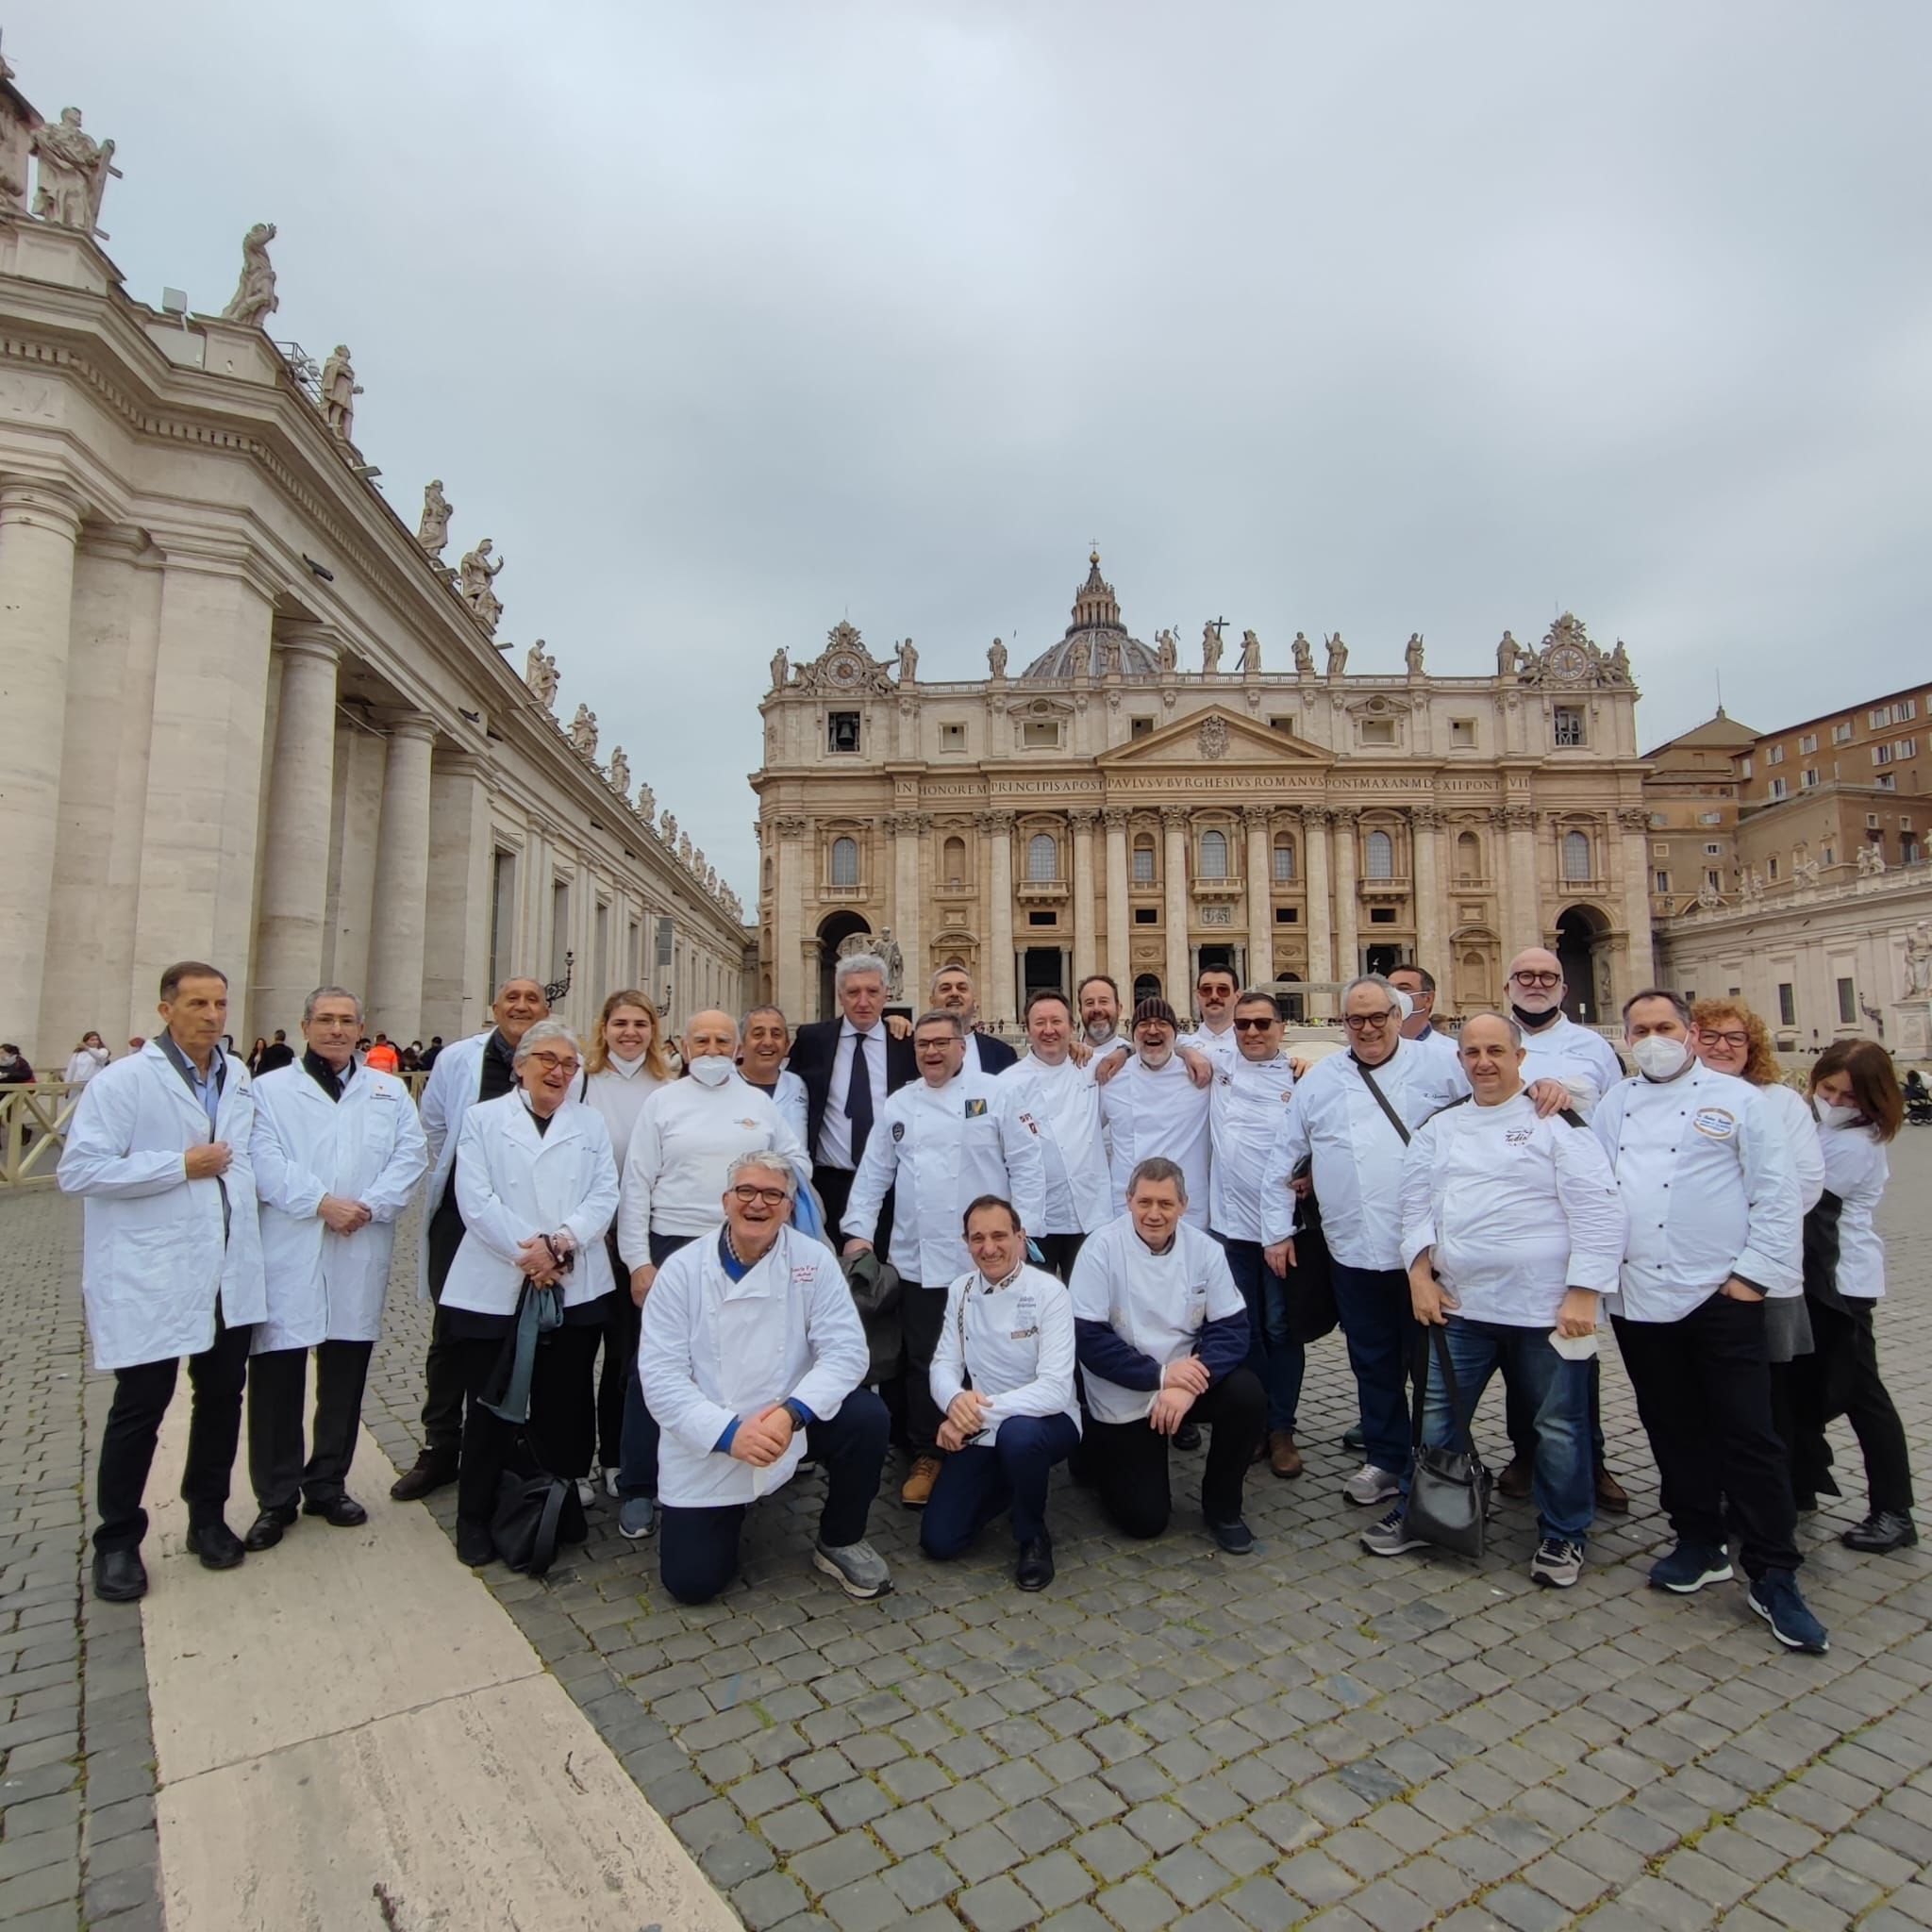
[930,963,1018,1075]
[785,952,915,1244]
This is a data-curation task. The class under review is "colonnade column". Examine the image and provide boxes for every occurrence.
[424,750,494,1042]
[1301,806,1334,1013]
[365,715,438,1041]
[986,809,1016,1029]
[0,480,84,1055]
[1242,806,1273,983]
[1160,808,1191,1007]
[1103,808,1130,994]
[1069,808,1098,992]
[889,812,922,1002]
[251,625,341,1037]
[772,815,807,1018]
[1411,806,1444,985]
[1330,807,1359,984]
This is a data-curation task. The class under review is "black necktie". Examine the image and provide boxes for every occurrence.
[846,1030,875,1166]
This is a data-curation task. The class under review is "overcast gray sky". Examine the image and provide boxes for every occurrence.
[20,4,1930,895]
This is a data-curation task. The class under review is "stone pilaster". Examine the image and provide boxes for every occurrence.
[1330,807,1359,984]
[1411,806,1444,991]
[1102,807,1130,992]
[984,810,1016,1029]
[1242,806,1273,984]
[1618,806,1656,1001]
[1070,808,1098,991]
[1301,806,1334,1012]
[888,812,922,1003]
[1161,807,1191,1007]
[772,815,808,1019]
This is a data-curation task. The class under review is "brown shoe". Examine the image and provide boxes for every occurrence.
[900,1455,942,1508]
[1594,1464,1630,1514]
[1269,1430,1304,1479]
[1496,1456,1533,1501]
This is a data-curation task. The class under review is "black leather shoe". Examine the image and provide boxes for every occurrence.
[1341,1424,1365,1453]
[391,1451,458,1502]
[1174,1423,1203,1452]
[243,1505,298,1551]
[1209,1516,1257,1556]
[1016,1535,1055,1592]
[1842,1510,1918,1554]
[456,1519,495,1568]
[185,1519,247,1570]
[303,1494,368,1527]
[1496,1457,1533,1501]
[92,1547,147,1602]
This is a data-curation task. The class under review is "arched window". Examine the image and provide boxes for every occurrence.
[1199,829,1228,879]
[1455,830,1482,881]
[941,836,966,888]
[830,837,858,888]
[1562,829,1592,882]
[1365,829,1394,880]
[1132,836,1156,884]
[1272,835,1296,883]
[1026,832,1058,882]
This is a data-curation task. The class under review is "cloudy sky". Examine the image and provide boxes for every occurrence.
[19,4,1929,895]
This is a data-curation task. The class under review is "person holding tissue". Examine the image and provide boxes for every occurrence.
[1362,1012,1626,1591]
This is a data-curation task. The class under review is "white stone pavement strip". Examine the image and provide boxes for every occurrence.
[141,1407,738,1931]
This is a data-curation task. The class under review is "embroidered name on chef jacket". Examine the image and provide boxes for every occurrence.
[1692,1107,1738,1140]
[963,1098,988,1118]
[1010,1291,1039,1340]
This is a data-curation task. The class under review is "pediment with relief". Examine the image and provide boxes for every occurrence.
[1095,705,1332,770]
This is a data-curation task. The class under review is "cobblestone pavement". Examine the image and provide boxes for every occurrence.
[8,1136,1932,1930]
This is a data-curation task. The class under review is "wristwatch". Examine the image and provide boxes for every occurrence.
[781,1399,810,1431]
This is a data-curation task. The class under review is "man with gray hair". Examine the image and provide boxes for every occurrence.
[392,974,549,1502]
[243,987,427,1550]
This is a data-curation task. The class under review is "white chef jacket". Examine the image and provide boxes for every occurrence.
[442,1094,619,1316]
[413,1027,494,1299]
[1261,1037,1466,1269]
[1401,1025,1465,1098]
[1097,1054,1213,1227]
[816,1019,891,1170]
[58,1041,266,1372]
[1179,1024,1241,1079]
[580,1057,666,1171]
[742,1069,808,1146]
[1751,1079,1825,1295]
[930,1262,1079,1443]
[843,1070,1047,1286]
[1068,1218,1244,1424]
[1398,1091,1625,1326]
[1591,1064,1800,1322]
[249,1060,428,1349]
[1518,1014,1625,1119]
[1208,1052,1297,1241]
[998,1052,1111,1235]
[1818,1117,1889,1300]
[618,1074,808,1253]
[640,1224,868,1507]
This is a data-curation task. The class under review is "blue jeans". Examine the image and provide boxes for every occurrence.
[921,1413,1079,1556]
[1411,1318,1592,1543]
[1330,1262,1414,1478]
[617,1230,696,1502]
[1217,1236,1304,1436]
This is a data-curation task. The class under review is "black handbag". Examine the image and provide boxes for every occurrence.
[491,1468,587,1576]
[1281,1177,1339,1345]
[1405,1324,1491,1557]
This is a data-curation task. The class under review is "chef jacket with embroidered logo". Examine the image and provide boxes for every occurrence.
[842,1067,1046,1287]
[930,1261,1080,1443]
[1590,1063,1799,1323]
[1398,1091,1624,1327]
[1178,1024,1240,1079]
[1208,1051,1297,1241]
[1097,1054,1213,1226]
[997,1052,1111,1235]
[1260,1036,1467,1269]
[1068,1218,1247,1425]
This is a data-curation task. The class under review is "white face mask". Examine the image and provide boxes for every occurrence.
[1815,1099,1860,1129]
[1632,1034,1691,1081]
[689,1055,734,1089]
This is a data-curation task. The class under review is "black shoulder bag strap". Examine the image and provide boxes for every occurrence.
[1355,1060,1411,1146]
[1410,1323,1474,1456]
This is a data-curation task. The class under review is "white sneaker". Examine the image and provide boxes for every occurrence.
[575,1477,597,1509]
[603,1466,621,1499]
[1344,1463,1402,1507]
[1530,1536,1584,1589]
[1360,1506,1428,1557]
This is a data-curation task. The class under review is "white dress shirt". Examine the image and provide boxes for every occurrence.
[1208,1052,1297,1241]
[1818,1117,1889,1300]
[1097,1055,1213,1227]
[998,1053,1111,1234]
[842,1070,1048,1287]
[1518,1014,1625,1118]
[618,1073,808,1252]
[1399,1091,1625,1326]
[1591,1063,1800,1322]
[930,1262,1080,1442]
[817,1019,891,1170]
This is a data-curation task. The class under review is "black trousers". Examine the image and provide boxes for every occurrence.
[95,1308,254,1552]
[1036,1233,1088,1281]
[1790,1298,1914,1516]
[900,1280,948,1460]
[813,1164,894,1258]
[595,1240,642,1472]
[420,1184,469,1458]
[246,1339,375,1511]
[1613,1294,1801,1578]
[454,1324,604,1529]
[1086,1367,1266,1538]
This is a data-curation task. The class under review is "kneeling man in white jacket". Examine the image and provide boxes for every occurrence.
[641,1153,891,1605]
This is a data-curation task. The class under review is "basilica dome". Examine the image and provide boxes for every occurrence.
[1020,551,1163,680]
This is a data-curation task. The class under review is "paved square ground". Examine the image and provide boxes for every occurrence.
[7,1132,1932,1929]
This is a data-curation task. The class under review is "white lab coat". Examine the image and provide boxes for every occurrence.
[640,1224,868,1507]
[998,1053,1112,1235]
[58,1041,266,1372]
[930,1262,1080,1443]
[1398,1091,1625,1326]
[248,1062,428,1350]
[1208,1052,1297,1241]
[1097,1054,1214,1227]
[64,1046,109,1087]
[441,1094,619,1316]
[413,1028,493,1299]
[843,1071,1047,1287]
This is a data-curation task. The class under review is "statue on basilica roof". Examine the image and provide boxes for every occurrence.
[31,106,116,235]
[221,222,279,328]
